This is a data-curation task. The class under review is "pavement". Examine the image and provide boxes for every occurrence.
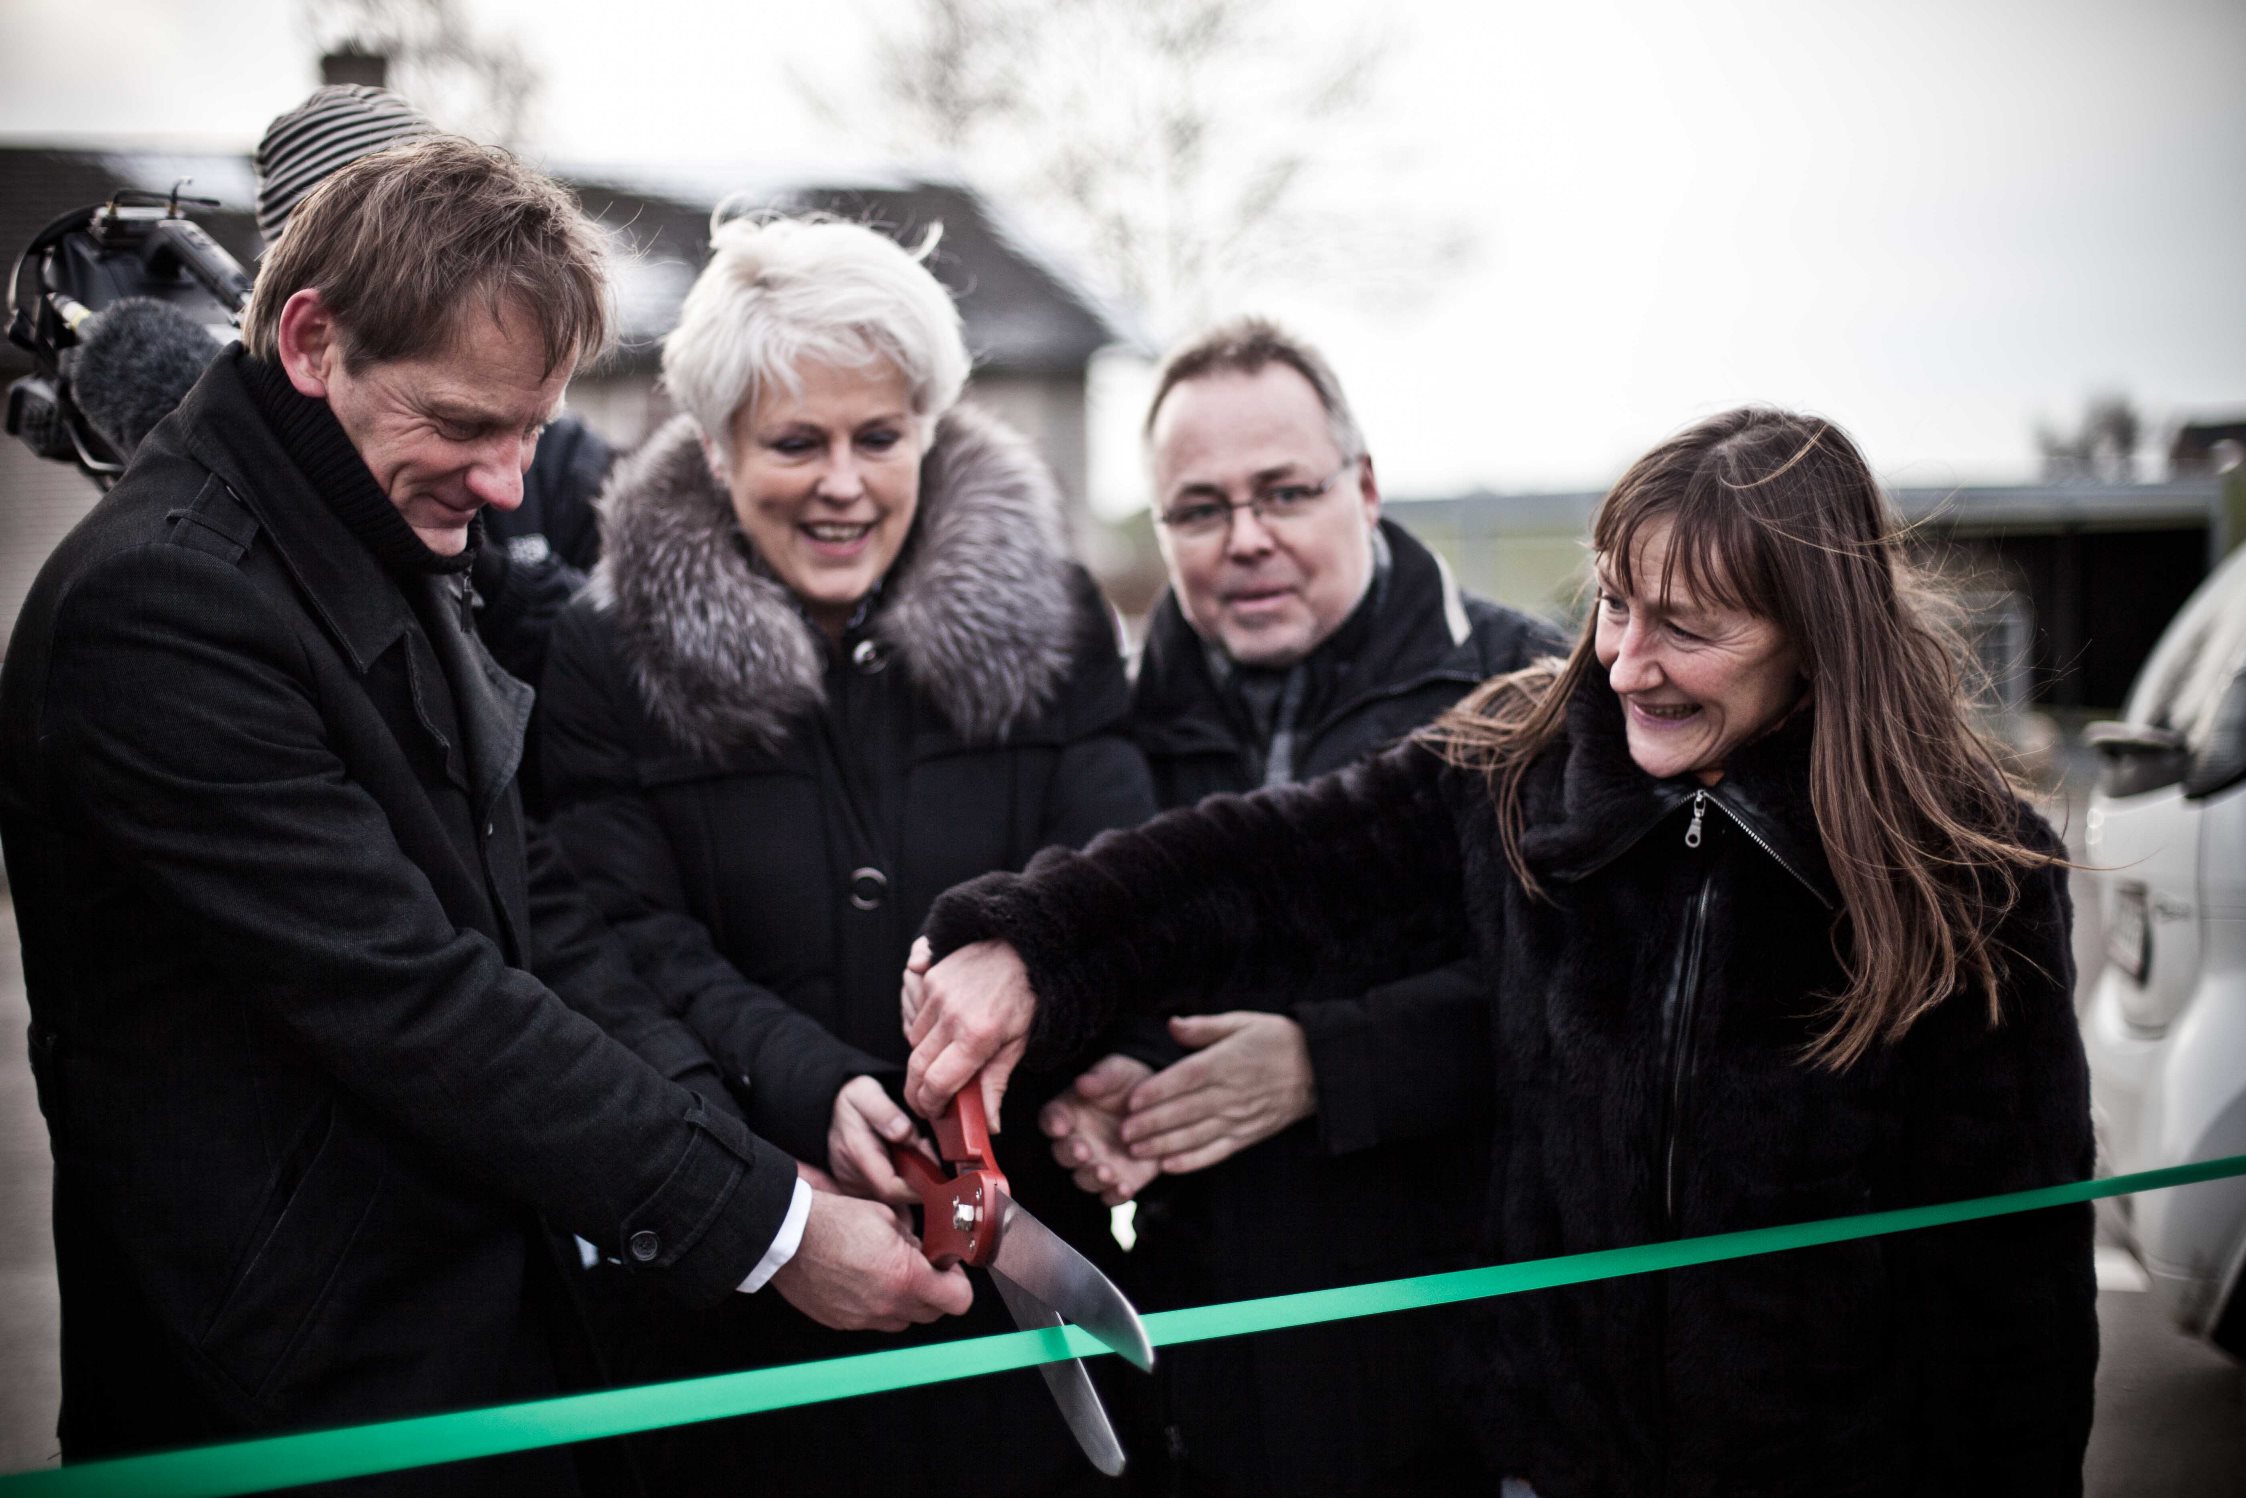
[0,884,2240,1489]
[2088,1242,2246,1495]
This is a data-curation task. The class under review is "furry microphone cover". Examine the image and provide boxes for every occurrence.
[73,296,225,457]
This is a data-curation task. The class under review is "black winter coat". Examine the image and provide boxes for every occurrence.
[929,670,2097,1498]
[490,410,610,575]
[470,411,613,816]
[0,351,798,1488]
[540,406,1157,1495]
[1121,519,1552,1495]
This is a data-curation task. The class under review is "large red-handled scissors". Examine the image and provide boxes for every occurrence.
[892,1086,1154,1475]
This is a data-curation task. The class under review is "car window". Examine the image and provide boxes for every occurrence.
[2127,544,2246,755]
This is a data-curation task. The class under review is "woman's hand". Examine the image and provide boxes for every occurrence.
[1120,1012,1317,1176]
[900,935,932,1034]
[904,939,1036,1122]
[827,1075,923,1207]
[769,1190,973,1333]
[1041,1054,1161,1206]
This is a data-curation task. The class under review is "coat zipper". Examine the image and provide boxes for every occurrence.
[1710,793,1833,910]
[1649,793,1714,1498]
[1662,873,1714,1225]
[1662,791,1715,1229]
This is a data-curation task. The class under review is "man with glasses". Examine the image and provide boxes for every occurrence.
[1041,318,1551,1495]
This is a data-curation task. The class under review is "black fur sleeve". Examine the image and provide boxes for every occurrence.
[923,737,1473,1065]
[1890,822,2096,1491]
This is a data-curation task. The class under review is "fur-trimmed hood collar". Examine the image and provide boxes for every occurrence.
[589,403,1076,758]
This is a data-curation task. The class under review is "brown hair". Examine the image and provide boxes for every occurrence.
[242,136,611,376]
[1144,315,1364,458]
[1424,407,2055,1069]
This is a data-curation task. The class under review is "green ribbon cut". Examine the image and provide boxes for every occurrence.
[6,1152,2242,1498]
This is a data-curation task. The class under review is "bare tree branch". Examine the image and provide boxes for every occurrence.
[819,0,1474,338]
[2037,392,2142,482]
[300,0,543,147]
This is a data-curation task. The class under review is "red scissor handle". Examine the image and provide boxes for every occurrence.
[891,1083,1010,1268]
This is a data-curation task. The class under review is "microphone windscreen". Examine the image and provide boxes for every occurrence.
[74,297,226,458]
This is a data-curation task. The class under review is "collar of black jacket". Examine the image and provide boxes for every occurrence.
[175,348,435,674]
[1519,667,1838,907]
[1133,518,1480,754]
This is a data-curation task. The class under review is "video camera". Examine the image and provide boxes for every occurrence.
[6,182,252,487]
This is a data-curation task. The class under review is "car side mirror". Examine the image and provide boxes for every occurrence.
[2087,720,2190,799]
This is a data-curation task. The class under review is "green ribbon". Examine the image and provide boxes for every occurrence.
[7,1153,2242,1498]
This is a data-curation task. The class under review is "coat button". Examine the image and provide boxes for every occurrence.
[850,638,890,674]
[849,867,888,911]
[629,1229,659,1262]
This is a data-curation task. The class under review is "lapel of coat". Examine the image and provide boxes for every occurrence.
[182,362,469,794]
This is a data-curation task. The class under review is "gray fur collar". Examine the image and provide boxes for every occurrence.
[589,403,1076,758]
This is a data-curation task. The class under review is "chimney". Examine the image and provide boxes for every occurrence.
[320,49,389,89]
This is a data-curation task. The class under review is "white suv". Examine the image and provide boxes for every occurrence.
[2082,542,2246,1357]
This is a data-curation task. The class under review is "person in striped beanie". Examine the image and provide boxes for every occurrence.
[253,84,437,246]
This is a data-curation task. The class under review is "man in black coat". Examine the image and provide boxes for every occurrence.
[252,81,612,790]
[0,138,968,1491]
[1039,319,1552,1496]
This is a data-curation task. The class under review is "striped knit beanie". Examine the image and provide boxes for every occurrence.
[255,84,437,245]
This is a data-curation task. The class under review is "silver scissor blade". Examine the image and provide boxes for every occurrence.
[990,1271,1127,1476]
[989,1189,1155,1372]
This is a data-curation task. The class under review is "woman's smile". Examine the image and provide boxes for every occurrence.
[1593,516,1802,782]
[1626,698,1702,727]
[800,519,877,555]
[719,356,926,639]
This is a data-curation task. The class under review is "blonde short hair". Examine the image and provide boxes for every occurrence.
[661,215,970,457]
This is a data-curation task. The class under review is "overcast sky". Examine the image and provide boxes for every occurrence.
[5,0,2241,508]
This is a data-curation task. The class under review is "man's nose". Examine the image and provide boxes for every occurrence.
[466,437,527,513]
[1224,502,1278,559]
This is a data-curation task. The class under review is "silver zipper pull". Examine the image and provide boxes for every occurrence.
[1684,789,1707,849]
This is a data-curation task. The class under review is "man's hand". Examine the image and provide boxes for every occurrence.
[769,1190,973,1332]
[1120,1012,1316,1176]
[1040,1054,1160,1206]
[827,1074,923,1207]
[903,939,1036,1122]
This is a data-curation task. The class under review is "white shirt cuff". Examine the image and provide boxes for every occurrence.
[737,1177,813,1294]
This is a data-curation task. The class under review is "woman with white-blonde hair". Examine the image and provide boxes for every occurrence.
[539,214,1155,1493]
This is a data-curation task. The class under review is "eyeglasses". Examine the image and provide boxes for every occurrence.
[1155,460,1359,543]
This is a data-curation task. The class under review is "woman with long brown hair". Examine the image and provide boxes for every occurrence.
[903,407,2096,1496]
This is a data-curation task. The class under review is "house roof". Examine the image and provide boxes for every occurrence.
[566,163,1141,376]
[1,142,1137,380]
